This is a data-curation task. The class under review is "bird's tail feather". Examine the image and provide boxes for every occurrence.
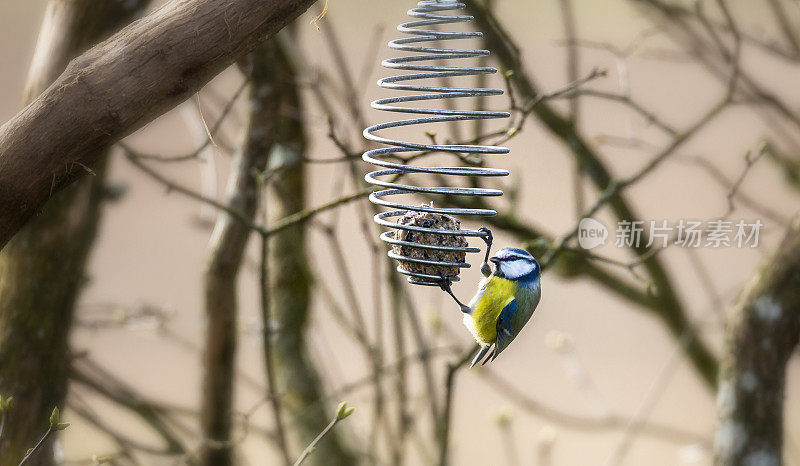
[483,346,496,366]
[470,345,493,368]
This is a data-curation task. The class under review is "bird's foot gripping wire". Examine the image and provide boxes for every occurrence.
[439,277,471,314]
[478,227,494,277]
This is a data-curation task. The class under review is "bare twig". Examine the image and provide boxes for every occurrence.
[723,147,766,219]
[478,369,709,446]
[68,396,179,457]
[259,229,291,464]
[767,0,800,54]
[604,332,693,465]
[292,403,355,466]
[18,408,69,466]
[388,266,410,466]
[127,80,249,163]
[17,425,54,466]
[559,97,728,237]
[677,154,791,225]
[121,144,370,239]
[258,184,292,466]
[562,90,678,136]
[71,359,187,454]
[437,346,478,466]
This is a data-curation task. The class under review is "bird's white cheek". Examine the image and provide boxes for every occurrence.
[502,260,535,279]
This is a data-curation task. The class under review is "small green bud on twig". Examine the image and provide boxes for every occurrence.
[492,408,513,427]
[293,402,355,465]
[92,454,113,464]
[545,330,574,353]
[0,395,12,411]
[538,425,558,449]
[49,407,69,430]
[49,407,60,425]
[335,402,355,420]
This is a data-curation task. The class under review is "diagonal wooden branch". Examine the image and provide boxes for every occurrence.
[0,0,318,250]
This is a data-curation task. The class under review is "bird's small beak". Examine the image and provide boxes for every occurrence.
[489,256,500,265]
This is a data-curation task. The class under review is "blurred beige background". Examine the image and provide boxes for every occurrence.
[1,0,799,464]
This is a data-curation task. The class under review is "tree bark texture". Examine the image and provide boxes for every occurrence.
[199,44,281,466]
[266,41,356,466]
[0,1,149,464]
[0,0,318,250]
[714,215,800,466]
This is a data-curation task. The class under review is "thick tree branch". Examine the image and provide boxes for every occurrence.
[199,46,279,465]
[0,0,318,250]
[465,0,719,387]
[714,215,800,465]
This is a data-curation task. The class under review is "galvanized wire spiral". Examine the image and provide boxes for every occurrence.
[363,0,510,286]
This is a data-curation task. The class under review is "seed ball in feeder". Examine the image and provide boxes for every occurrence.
[393,206,469,279]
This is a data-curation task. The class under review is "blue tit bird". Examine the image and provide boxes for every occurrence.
[441,246,542,368]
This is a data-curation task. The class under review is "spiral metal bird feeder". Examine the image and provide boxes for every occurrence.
[363,0,510,286]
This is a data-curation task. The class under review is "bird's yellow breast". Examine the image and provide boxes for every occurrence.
[468,276,517,344]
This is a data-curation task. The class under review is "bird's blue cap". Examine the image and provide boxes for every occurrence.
[490,247,535,262]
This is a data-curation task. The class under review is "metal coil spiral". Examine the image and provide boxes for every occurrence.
[363,0,510,286]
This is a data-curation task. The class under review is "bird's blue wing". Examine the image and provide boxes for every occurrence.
[491,298,517,361]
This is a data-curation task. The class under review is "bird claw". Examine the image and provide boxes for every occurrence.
[478,227,494,276]
[478,226,493,258]
[478,227,493,249]
[439,277,455,295]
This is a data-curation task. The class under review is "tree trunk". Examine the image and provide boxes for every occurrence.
[0,1,148,464]
[266,40,356,466]
[199,43,282,466]
[714,215,800,465]
[0,0,318,250]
